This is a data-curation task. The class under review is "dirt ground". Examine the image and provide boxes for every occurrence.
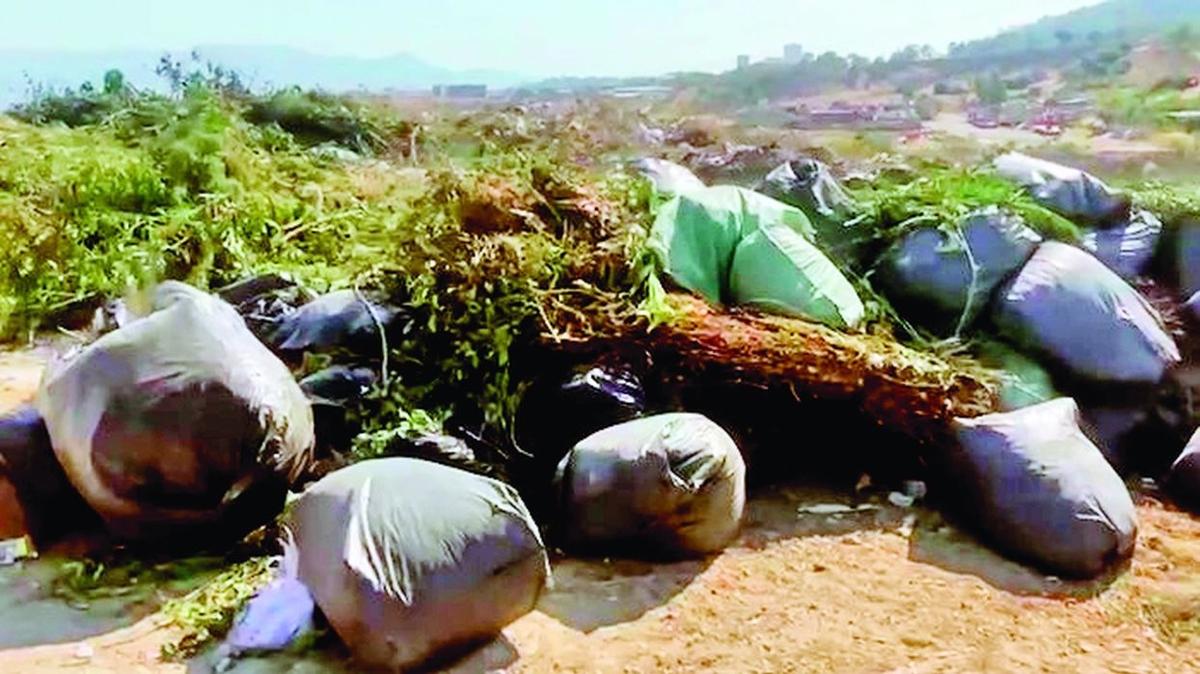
[1,349,1199,674]
[924,112,1173,160]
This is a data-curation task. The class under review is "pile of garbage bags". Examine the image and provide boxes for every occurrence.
[8,147,1200,669]
[0,275,751,670]
[636,149,1200,576]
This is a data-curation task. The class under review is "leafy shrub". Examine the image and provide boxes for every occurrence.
[245,88,397,153]
[851,165,1082,244]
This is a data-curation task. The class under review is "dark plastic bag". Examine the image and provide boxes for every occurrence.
[1174,220,1200,298]
[995,152,1132,227]
[1079,405,1150,472]
[289,458,548,671]
[514,365,646,466]
[36,282,315,541]
[299,365,378,454]
[299,365,377,405]
[875,208,1041,335]
[991,242,1180,385]
[1187,290,1200,321]
[269,289,403,358]
[0,406,101,544]
[554,413,746,558]
[949,398,1137,577]
[755,158,869,266]
[1080,209,1163,281]
[1166,429,1200,512]
[217,530,315,666]
[216,274,317,343]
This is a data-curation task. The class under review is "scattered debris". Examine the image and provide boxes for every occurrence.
[0,535,34,565]
[798,504,879,516]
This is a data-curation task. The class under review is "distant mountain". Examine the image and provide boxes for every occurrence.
[0,45,527,108]
[954,0,1200,58]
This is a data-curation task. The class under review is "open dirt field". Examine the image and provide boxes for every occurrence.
[1,350,1199,674]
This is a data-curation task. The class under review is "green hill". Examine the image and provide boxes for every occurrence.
[954,0,1200,58]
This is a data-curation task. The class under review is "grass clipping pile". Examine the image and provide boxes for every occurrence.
[409,156,999,449]
[613,294,997,445]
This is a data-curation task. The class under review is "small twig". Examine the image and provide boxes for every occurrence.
[951,220,980,341]
[353,282,389,387]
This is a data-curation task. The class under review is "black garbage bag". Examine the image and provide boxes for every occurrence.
[399,434,477,466]
[299,366,378,454]
[755,158,869,266]
[1079,209,1163,281]
[949,399,1138,577]
[1187,290,1200,322]
[992,242,1180,385]
[554,413,746,558]
[1078,369,1199,477]
[0,406,101,544]
[216,274,317,343]
[994,152,1132,227]
[875,208,1041,334]
[269,289,403,358]
[289,458,549,671]
[216,274,298,306]
[35,281,315,542]
[1079,405,1151,472]
[1174,220,1200,298]
[373,429,512,482]
[514,364,646,466]
[299,365,377,404]
[1166,429,1200,512]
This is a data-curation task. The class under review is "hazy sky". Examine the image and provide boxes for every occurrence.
[1,0,1105,76]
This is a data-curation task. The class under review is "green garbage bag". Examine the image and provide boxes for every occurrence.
[646,186,862,328]
[973,339,1059,412]
[729,221,864,328]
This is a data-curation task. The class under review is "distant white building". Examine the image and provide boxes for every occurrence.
[606,85,672,100]
[433,84,488,99]
[737,54,751,70]
[784,43,805,64]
